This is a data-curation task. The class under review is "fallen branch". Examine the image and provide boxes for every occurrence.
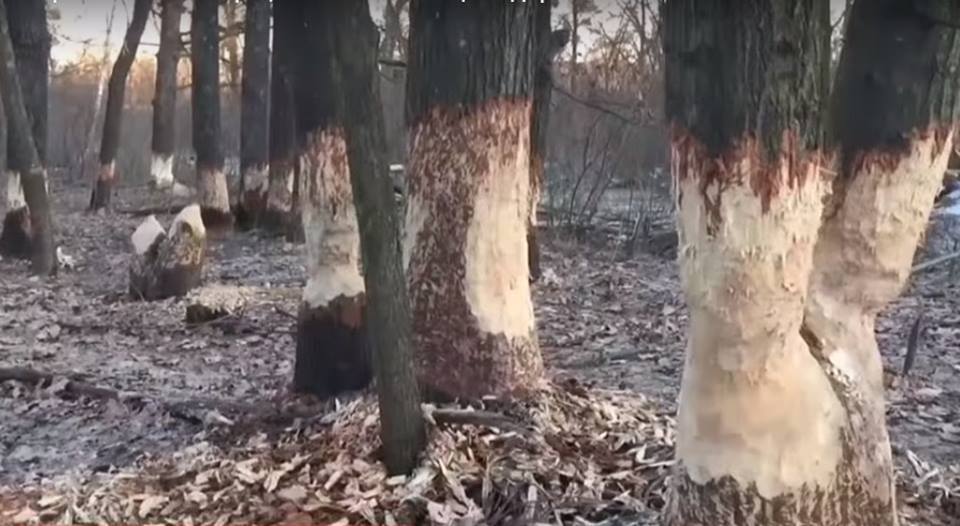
[0,367,119,400]
[429,408,530,435]
[912,250,960,273]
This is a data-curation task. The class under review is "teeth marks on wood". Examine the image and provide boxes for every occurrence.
[128,205,206,301]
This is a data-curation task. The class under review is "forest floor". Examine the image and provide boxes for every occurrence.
[1,181,959,525]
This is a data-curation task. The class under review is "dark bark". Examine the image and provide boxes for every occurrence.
[263,0,299,232]
[89,0,152,211]
[324,0,425,475]
[236,0,271,229]
[151,0,183,178]
[0,0,54,276]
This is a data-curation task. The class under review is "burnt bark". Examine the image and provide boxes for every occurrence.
[151,0,183,188]
[0,0,54,275]
[263,0,299,232]
[325,0,425,475]
[89,0,152,211]
[191,0,231,230]
[236,0,270,230]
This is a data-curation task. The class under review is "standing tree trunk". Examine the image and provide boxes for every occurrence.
[236,0,270,230]
[191,0,231,231]
[0,0,49,261]
[324,0,425,475]
[404,0,544,400]
[263,0,298,233]
[150,0,184,190]
[222,0,242,91]
[89,0,152,211]
[291,1,370,399]
[0,0,54,275]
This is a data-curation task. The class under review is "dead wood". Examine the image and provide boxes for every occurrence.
[912,249,960,273]
[429,408,531,435]
[129,205,206,300]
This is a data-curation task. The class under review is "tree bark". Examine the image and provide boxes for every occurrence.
[404,0,544,400]
[236,0,270,230]
[0,0,48,261]
[191,0,231,231]
[661,1,917,525]
[0,0,55,276]
[292,2,370,399]
[263,0,298,233]
[150,0,183,190]
[324,0,425,475]
[89,0,152,211]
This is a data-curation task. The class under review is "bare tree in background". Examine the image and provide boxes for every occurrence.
[151,0,184,190]
[88,0,152,211]
[236,0,270,229]
[76,0,117,183]
[263,0,298,233]
[379,0,409,61]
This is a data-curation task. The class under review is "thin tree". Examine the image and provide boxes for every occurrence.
[0,0,49,261]
[150,0,184,190]
[89,0,152,211]
[405,0,544,400]
[323,0,425,475]
[291,0,370,398]
[263,0,298,232]
[0,0,54,275]
[236,0,270,229]
[192,0,231,230]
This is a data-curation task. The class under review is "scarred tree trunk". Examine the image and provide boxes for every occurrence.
[0,0,48,260]
[89,0,151,211]
[150,0,183,190]
[0,0,54,275]
[191,0,231,231]
[404,0,544,400]
[263,0,298,232]
[325,0,425,475]
[236,0,270,230]
[292,2,370,398]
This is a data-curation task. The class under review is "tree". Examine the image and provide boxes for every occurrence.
[405,0,544,400]
[191,0,231,230]
[0,0,55,275]
[150,0,184,190]
[291,0,370,399]
[0,0,50,262]
[263,0,298,232]
[88,0,152,211]
[235,0,270,230]
[322,0,425,475]
[661,1,960,524]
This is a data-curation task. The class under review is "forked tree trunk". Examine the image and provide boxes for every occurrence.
[191,0,231,231]
[263,0,298,232]
[0,0,54,276]
[292,2,370,399]
[150,0,183,190]
[0,0,48,261]
[324,0,425,475]
[89,0,151,211]
[405,0,544,400]
[236,0,270,230]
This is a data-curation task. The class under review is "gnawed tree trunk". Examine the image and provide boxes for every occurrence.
[404,0,544,400]
[263,0,298,232]
[150,0,184,190]
[129,205,205,300]
[0,0,55,275]
[191,0,231,231]
[325,0,425,474]
[0,0,48,261]
[89,0,152,211]
[292,3,370,399]
[236,0,270,230]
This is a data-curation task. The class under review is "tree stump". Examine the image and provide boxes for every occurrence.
[129,204,206,300]
[185,285,247,324]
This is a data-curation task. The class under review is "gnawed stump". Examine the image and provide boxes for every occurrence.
[294,294,372,399]
[185,285,248,324]
[129,204,206,300]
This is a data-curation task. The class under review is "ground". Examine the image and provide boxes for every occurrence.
[1,180,958,524]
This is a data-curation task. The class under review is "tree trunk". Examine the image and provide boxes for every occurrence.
[191,0,231,231]
[292,1,370,399]
[89,0,152,211]
[404,0,544,400]
[236,0,270,230]
[77,0,116,184]
[263,0,298,233]
[324,0,425,475]
[0,0,54,276]
[0,0,48,261]
[150,0,183,190]
[222,0,241,91]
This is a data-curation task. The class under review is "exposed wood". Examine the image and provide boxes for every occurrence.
[151,0,185,190]
[912,249,960,273]
[263,0,299,233]
[236,0,271,229]
[128,205,206,300]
